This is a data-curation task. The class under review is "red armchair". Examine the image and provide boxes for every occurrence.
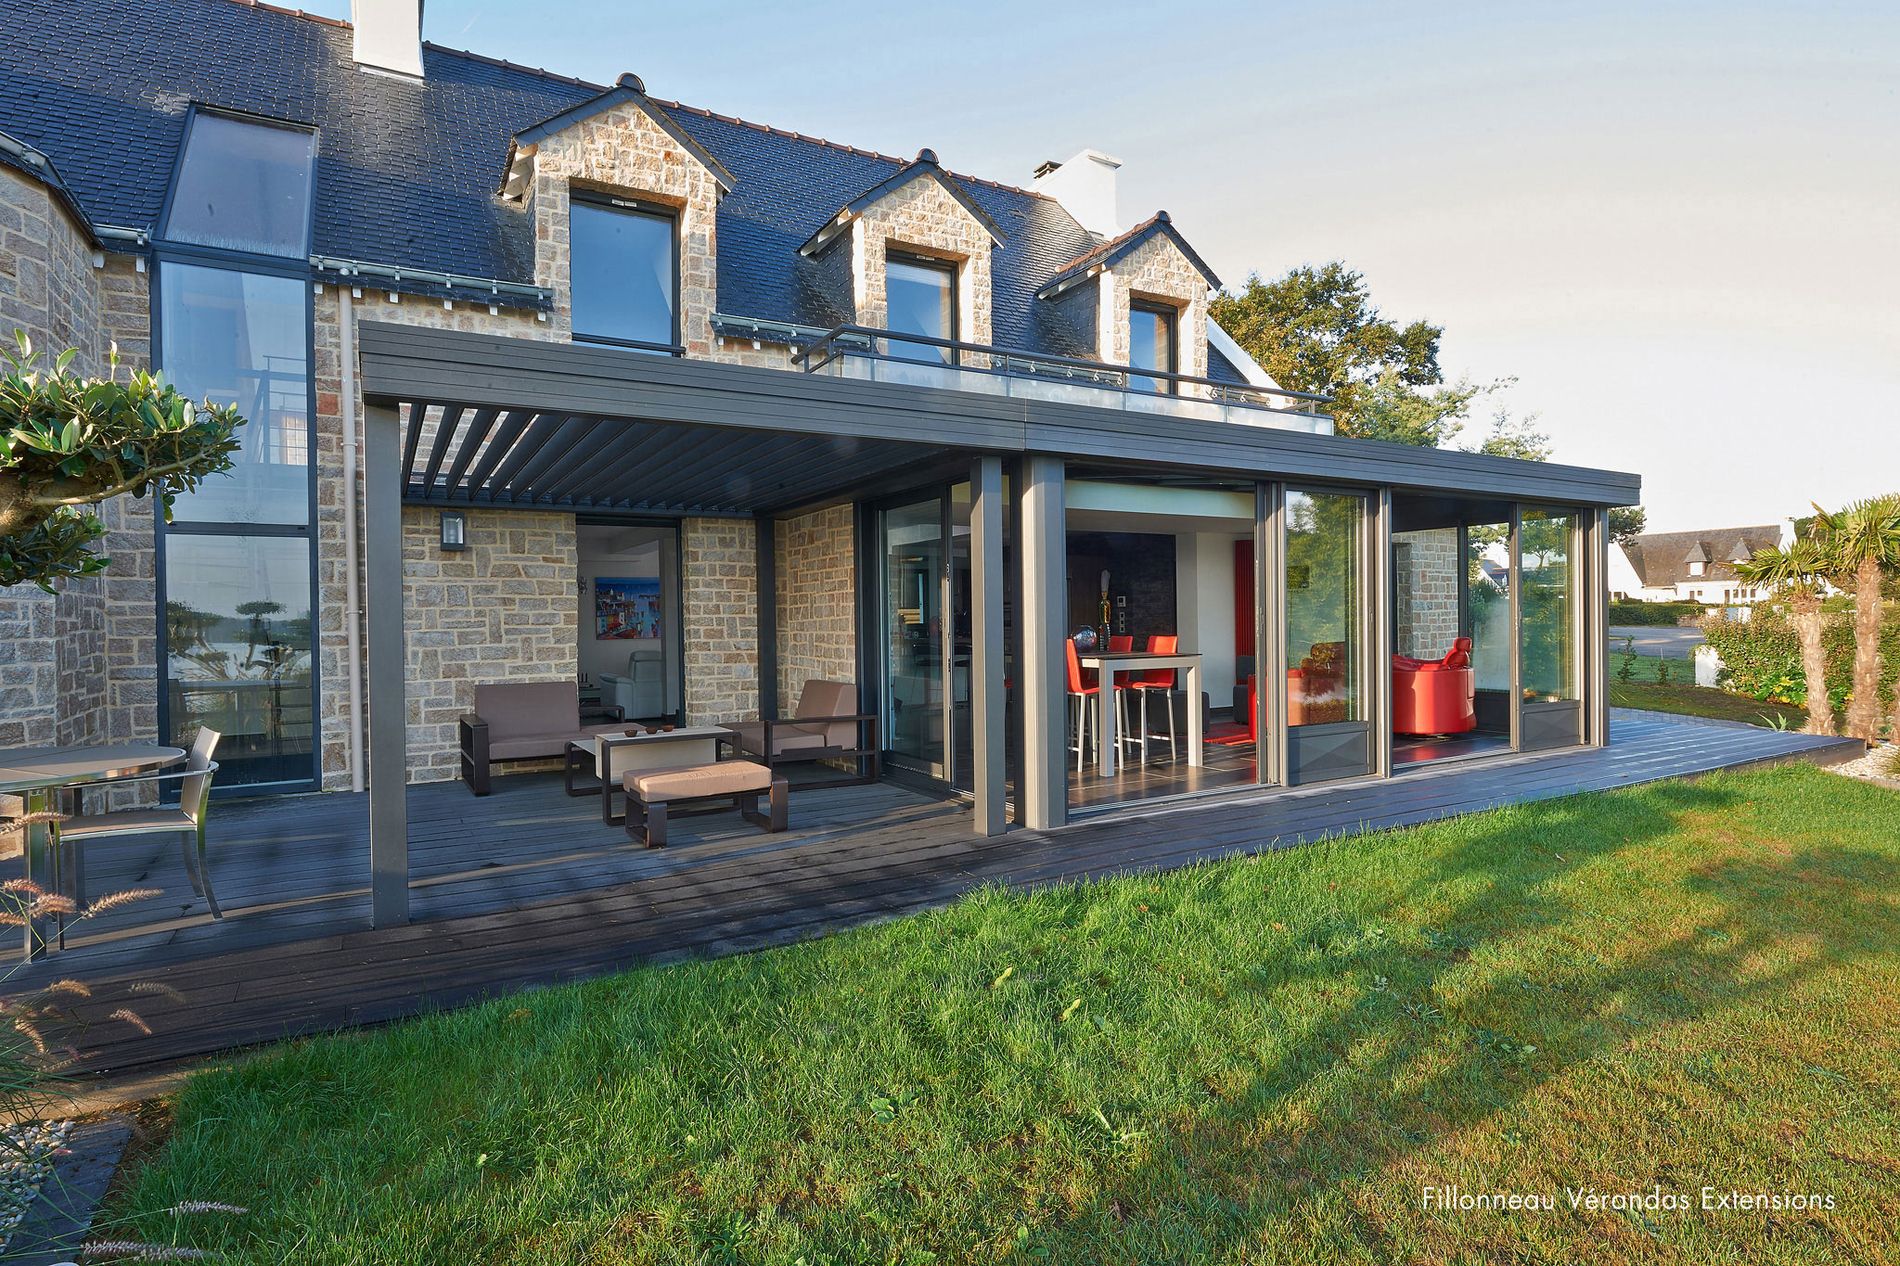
[1392,637,1476,737]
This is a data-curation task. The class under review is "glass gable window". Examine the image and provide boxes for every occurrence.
[159,263,310,525]
[164,534,315,787]
[164,112,315,257]
[1128,301,1177,394]
[570,198,678,351]
[886,253,957,363]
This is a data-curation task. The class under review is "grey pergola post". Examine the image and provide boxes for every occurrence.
[970,456,1007,836]
[1017,455,1066,831]
[364,399,409,926]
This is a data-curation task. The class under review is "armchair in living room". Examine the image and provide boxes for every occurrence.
[600,647,665,720]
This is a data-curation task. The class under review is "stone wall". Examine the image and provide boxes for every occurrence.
[846,175,995,347]
[1095,230,1210,387]
[681,517,758,725]
[775,505,857,711]
[1395,528,1462,659]
[401,507,577,782]
[528,100,722,357]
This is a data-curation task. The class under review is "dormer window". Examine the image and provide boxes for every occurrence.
[886,251,957,364]
[1128,300,1177,394]
[570,193,680,353]
[163,110,315,258]
[1688,561,1705,577]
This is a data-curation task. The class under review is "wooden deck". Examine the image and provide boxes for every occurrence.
[7,710,1860,1080]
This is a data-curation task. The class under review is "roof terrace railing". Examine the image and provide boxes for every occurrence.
[792,324,1335,434]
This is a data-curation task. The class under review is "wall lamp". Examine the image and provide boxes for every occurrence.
[439,510,467,552]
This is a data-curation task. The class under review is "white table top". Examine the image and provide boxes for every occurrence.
[1079,651,1203,670]
[0,743,186,794]
[589,726,727,747]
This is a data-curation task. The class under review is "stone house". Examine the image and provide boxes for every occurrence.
[1,0,1636,864]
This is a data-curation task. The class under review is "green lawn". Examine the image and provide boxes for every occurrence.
[106,766,1899,1264]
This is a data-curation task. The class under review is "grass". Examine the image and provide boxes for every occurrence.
[107,766,1899,1264]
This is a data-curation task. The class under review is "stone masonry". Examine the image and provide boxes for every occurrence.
[1095,231,1210,387]
[775,504,857,710]
[401,508,577,782]
[846,174,995,349]
[1394,528,1462,659]
[681,517,759,725]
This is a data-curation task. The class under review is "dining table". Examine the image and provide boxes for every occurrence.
[0,743,186,959]
[1077,650,1204,778]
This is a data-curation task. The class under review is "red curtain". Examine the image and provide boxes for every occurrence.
[1233,539,1255,660]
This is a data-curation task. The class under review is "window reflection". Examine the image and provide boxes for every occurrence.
[164,534,314,788]
[570,199,678,350]
[164,112,315,257]
[1285,490,1364,726]
[160,263,310,525]
[1519,509,1578,702]
[1128,302,1176,394]
[886,255,956,364]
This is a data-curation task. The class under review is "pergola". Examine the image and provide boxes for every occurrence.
[354,322,1638,927]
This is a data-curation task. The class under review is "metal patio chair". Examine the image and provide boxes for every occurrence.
[51,728,224,919]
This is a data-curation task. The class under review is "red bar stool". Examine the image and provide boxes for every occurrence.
[1133,634,1179,762]
[1065,638,1102,774]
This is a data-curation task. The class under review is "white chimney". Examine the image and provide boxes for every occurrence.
[352,0,424,78]
[1033,149,1122,237]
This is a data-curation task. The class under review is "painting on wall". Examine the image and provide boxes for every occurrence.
[595,576,661,640]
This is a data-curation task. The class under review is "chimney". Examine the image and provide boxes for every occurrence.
[352,0,425,78]
[1034,149,1122,237]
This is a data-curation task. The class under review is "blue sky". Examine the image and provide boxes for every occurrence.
[313,1,1898,531]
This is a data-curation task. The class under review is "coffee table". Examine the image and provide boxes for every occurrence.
[564,726,727,824]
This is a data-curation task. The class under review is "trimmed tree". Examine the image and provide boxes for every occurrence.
[0,333,243,591]
[1808,496,1900,742]
[1734,540,1835,736]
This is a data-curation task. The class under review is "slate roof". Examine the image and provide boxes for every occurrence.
[1623,525,1781,587]
[0,0,1231,367]
[1036,210,1223,299]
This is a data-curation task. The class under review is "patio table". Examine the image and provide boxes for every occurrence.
[564,727,726,824]
[1078,651,1204,778]
[0,743,185,958]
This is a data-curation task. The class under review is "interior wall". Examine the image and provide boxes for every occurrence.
[576,523,680,715]
[1174,533,1246,709]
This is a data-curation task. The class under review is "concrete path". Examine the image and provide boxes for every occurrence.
[1610,625,1704,658]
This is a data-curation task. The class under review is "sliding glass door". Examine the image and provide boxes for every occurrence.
[1283,488,1373,784]
[881,496,948,777]
[1517,507,1584,750]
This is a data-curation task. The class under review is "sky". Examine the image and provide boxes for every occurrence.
[310,0,1899,533]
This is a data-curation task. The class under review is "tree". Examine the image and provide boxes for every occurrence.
[0,333,244,591]
[1807,495,1900,742]
[1210,263,1442,440]
[1608,506,1647,548]
[1735,540,1836,736]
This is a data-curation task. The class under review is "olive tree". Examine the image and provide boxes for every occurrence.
[0,332,244,590]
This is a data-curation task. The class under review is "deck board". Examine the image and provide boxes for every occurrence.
[4,710,1860,1080]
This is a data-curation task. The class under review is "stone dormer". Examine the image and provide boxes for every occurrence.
[502,74,733,356]
[799,149,1003,347]
[1038,210,1221,386]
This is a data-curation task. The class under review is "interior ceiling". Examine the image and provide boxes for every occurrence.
[1065,509,1252,536]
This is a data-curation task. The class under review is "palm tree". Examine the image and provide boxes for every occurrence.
[1808,496,1900,742]
[1735,540,1836,736]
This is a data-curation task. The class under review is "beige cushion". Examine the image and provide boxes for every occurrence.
[794,680,859,748]
[472,681,579,742]
[720,720,829,758]
[59,808,196,840]
[625,761,773,800]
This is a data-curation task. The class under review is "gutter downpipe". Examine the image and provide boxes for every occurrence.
[337,289,366,792]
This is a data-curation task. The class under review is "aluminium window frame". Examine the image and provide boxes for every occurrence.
[884,249,961,366]
[150,242,323,797]
[158,104,319,261]
[1127,297,1179,395]
[568,191,685,357]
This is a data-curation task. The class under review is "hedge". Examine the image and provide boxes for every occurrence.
[1701,608,1899,733]
[1610,600,1703,626]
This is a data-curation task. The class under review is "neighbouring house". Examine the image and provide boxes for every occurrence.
[0,0,1639,927]
[1610,524,1790,605]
